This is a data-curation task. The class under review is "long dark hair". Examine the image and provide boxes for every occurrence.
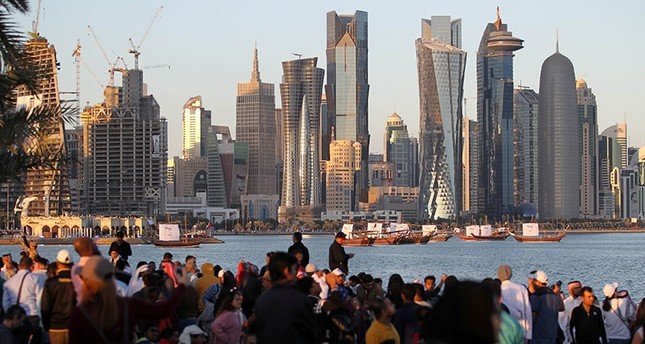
[215,290,242,318]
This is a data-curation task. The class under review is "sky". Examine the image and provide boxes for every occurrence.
[15,0,645,158]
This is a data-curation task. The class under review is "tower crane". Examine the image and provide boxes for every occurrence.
[128,6,163,70]
[142,64,170,70]
[30,0,42,37]
[72,39,104,91]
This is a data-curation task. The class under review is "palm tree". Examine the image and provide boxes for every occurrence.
[0,0,74,184]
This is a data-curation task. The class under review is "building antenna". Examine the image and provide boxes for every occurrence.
[556,28,559,53]
[292,53,302,59]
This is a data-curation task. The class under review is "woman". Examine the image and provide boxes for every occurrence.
[68,256,187,344]
[601,283,636,344]
[211,290,246,344]
[387,274,404,309]
[631,298,645,344]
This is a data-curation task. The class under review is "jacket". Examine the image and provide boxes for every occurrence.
[254,282,315,343]
[328,241,350,274]
[41,269,76,330]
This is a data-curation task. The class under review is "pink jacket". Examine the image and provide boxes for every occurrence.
[211,310,243,344]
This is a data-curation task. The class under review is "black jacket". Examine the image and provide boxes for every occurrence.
[288,241,310,267]
[328,241,350,274]
[41,269,76,330]
[109,239,132,260]
[254,283,315,343]
[570,304,607,344]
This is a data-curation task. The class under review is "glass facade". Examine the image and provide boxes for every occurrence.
[513,88,539,207]
[576,80,598,217]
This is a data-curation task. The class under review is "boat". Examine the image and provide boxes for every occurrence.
[457,225,508,241]
[341,224,375,246]
[398,225,439,245]
[370,223,409,245]
[154,223,202,248]
[427,232,453,242]
[509,223,566,243]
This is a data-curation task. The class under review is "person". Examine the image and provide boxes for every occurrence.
[366,297,400,344]
[600,282,635,344]
[482,278,525,344]
[559,280,582,344]
[356,274,383,305]
[631,298,645,344]
[41,249,76,344]
[0,304,26,344]
[68,256,188,343]
[570,286,607,344]
[71,237,101,303]
[108,231,132,261]
[211,290,246,344]
[114,259,132,285]
[413,283,432,308]
[185,255,199,286]
[1,253,17,280]
[2,256,43,344]
[422,275,445,304]
[498,264,533,342]
[295,276,326,344]
[529,270,564,344]
[194,262,218,312]
[288,232,310,267]
[392,283,421,343]
[254,251,315,343]
[136,321,160,344]
[387,274,405,309]
[178,324,208,344]
[259,251,272,277]
[329,232,354,274]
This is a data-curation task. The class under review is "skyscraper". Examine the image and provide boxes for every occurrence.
[577,79,598,217]
[384,113,412,187]
[477,9,523,220]
[236,48,276,195]
[513,87,539,207]
[462,118,480,214]
[326,140,362,211]
[16,35,71,216]
[416,16,466,220]
[326,10,370,200]
[598,124,627,218]
[279,58,325,216]
[182,96,211,160]
[538,42,579,219]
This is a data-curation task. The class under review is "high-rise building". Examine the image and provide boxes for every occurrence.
[576,79,598,217]
[326,10,370,200]
[206,126,229,208]
[598,124,627,218]
[408,137,419,188]
[16,35,71,216]
[81,69,167,216]
[326,140,362,211]
[170,157,208,198]
[513,87,539,207]
[65,127,83,214]
[476,9,524,220]
[320,94,333,161]
[279,57,325,217]
[236,48,276,195]
[416,16,467,220]
[384,113,412,187]
[182,96,211,160]
[462,118,480,214]
[602,123,628,169]
[538,42,579,219]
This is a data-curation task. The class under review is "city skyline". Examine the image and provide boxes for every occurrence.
[15,1,644,159]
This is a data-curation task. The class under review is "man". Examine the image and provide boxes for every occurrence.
[114,259,132,285]
[528,270,538,296]
[108,248,122,266]
[329,232,354,274]
[357,274,383,305]
[529,270,564,344]
[600,282,635,343]
[0,305,26,344]
[482,278,525,344]
[559,280,582,344]
[194,263,218,312]
[307,264,329,302]
[136,321,160,344]
[185,255,199,285]
[288,232,310,267]
[1,253,16,280]
[41,249,76,344]
[108,231,132,261]
[569,287,607,344]
[392,283,420,344]
[423,275,445,304]
[259,251,273,277]
[254,251,315,343]
[2,256,43,344]
[366,297,399,344]
[498,264,533,342]
[71,237,100,303]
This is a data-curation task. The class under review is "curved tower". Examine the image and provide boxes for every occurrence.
[538,43,579,219]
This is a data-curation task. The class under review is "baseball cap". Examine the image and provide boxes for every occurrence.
[56,249,72,264]
[179,325,207,343]
[305,263,317,273]
[332,268,344,276]
[528,270,537,279]
[335,232,346,238]
[535,270,548,284]
[79,256,114,282]
[603,282,619,298]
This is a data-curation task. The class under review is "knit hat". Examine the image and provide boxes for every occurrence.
[497,264,512,281]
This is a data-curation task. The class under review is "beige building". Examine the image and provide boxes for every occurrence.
[182,96,211,160]
[170,157,208,198]
[326,140,362,211]
[362,186,420,221]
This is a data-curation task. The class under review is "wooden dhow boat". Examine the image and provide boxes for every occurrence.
[456,225,509,241]
[340,224,375,246]
[154,223,202,248]
[509,223,566,243]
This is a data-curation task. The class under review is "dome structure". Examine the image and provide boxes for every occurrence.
[514,202,539,219]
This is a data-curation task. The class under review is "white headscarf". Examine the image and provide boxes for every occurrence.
[126,264,149,296]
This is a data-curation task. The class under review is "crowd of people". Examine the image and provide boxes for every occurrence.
[0,231,643,344]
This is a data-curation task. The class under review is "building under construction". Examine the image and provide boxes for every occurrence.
[81,69,167,216]
[15,34,71,217]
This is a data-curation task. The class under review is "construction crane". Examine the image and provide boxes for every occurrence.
[30,0,42,37]
[72,39,104,90]
[87,25,127,87]
[128,6,163,70]
[142,64,170,70]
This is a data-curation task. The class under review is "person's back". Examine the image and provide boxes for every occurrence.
[392,284,420,344]
[41,254,76,343]
[530,287,564,341]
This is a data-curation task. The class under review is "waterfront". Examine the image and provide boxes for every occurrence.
[2,233,644,300]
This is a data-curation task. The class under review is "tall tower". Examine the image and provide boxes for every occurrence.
[326,10,370,201]
[513,87,539,207]
[383,113,412,187]
[236,48,277,195]
[577,79,598,217]
[538,40,579,219]
[16,35,71,216]
[182,96,211,160]
[477,8,524,220]
[279,58,325,215]
[462,118,480,214]
[416,16,466,220]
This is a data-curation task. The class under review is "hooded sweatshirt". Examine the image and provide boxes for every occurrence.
[194,263,220,312]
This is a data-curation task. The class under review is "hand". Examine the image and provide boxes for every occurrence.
[348,253,355,258]
[174,266,189,286]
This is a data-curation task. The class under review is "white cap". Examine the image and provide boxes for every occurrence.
[305,263,317,273]
[603,282,619,298]
[332,268,344,276]
[56,249,72,264]
[178,325,207,344]
[535,270,548,284]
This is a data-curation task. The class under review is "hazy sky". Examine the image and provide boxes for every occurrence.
[16,0,644,158]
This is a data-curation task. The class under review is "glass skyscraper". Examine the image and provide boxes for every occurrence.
[477,10,523,220]
[416,16,466,220]
[513,87,539,207]
[384,113,413,187]
[326,10,369,200]
[576,79,598,217]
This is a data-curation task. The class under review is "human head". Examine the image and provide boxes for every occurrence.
[148,261,156,272]
[185,255,197,272]
[33,255,48,270]
[109,249,119,260]
[305,263,317,276]
[2,253,12,266]
[497,265,512,281]
[527,270,537,289]
[115,259,127,272]
[401,283,416,303]
[292,232,302,243]
[295,276,321,296]
[363,274,375,290]
[602,282,619,299]
[294,251,303,264]
[179,324,207,344]
[335,231,346,243]
[74,237,99,257]
[424,275,436,291]
[162,252,173,262]
[534,270,548,287]
[116,231,124,240]
[370,297,396,321]
[567,280,582,298]
[160,328,179,344]
[80,256,114,284]
[581,286,595,307]
[332,268,345,284]
[139,321,160,342]
[57,249,72,265]
[19,256,33,270]
[413,283,425,302]
[265,251,273,265]
[268,251,298,283]
[216,290,243,317]
[2,304,26,329]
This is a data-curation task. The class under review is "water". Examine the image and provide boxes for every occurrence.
[3,233,644,300]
